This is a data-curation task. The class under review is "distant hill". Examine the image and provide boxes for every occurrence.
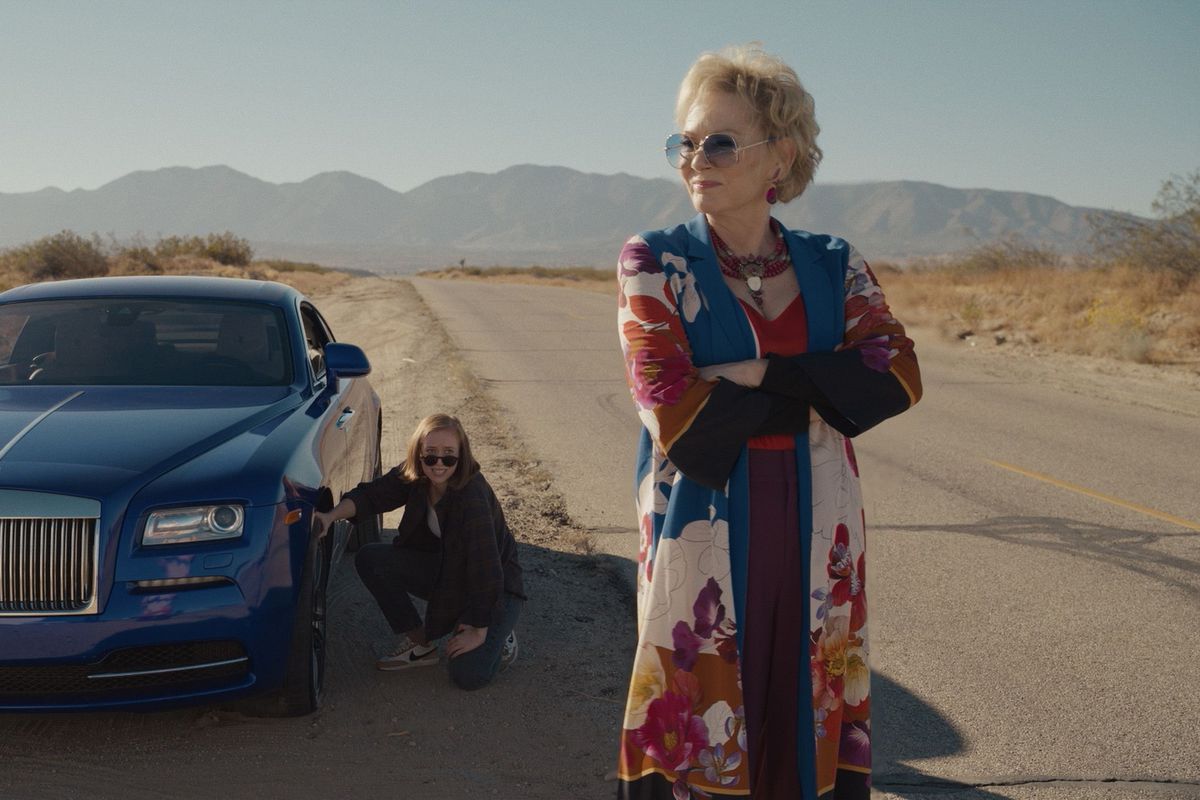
[0,164,1112,271]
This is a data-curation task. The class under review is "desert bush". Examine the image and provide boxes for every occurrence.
[959,296,984,330]
[202,232,254,266]
[0,230,108,281]
[153,235,197,260]
[0,231,343,297]
[110,244,163,274]
[154,232,253,266]
[1090,169,1200,280]
[952,233,1063,275]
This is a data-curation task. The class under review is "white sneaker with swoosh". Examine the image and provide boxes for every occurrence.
[376,639,438,671]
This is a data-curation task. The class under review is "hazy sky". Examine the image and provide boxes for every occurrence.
[2,0,1197,215]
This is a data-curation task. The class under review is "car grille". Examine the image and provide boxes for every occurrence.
[0,641,250,697]
[0,517,97,615]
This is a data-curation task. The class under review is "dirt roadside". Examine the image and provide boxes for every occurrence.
[0,276,635,800]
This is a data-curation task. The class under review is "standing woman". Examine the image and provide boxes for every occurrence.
[616,46,922,798]
[314,413,524,690]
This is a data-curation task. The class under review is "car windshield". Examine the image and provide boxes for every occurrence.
[0,297,293,386]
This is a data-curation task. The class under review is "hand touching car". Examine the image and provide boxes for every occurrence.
[312,498,357,539]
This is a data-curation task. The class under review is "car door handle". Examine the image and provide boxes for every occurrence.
[336,407,355,430]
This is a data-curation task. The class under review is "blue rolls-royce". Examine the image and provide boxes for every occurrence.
[0,276,382,715]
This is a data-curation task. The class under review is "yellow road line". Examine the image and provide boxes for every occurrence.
[986,459,1200,532]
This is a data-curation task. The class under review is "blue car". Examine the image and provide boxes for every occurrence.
[0,275,382,715]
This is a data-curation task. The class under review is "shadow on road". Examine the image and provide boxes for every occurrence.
[873,670,1011,798]
[889,515,1200,601]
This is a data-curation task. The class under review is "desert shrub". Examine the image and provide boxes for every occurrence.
[953,233,1062,275]
[1,230,108,281]
[154,232,253,266]
[959,295,984,330]
[110,244,163,274]
[1090,169,1200,280]
[153,235,198,260]
[202,232,254,266]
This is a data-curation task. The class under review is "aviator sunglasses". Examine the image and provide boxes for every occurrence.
[664,132,777,169]
[420,454,460,467]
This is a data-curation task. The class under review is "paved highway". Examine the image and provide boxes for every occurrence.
[413,277,1200,799]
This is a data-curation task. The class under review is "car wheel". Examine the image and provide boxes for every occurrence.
[266,529,330,716]
[347,440,383,552]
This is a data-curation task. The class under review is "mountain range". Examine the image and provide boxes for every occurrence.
[0,164,1112,271]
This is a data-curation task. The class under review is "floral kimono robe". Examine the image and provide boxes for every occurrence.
[615,214,921,799]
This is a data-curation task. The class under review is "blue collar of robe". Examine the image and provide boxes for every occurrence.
[659,213,846,361]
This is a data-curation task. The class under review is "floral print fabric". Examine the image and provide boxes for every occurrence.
[615,216,920,799]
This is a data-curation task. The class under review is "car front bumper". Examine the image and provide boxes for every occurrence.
[0,503,312,712]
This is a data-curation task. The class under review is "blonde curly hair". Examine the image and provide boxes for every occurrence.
[675,44,822,203]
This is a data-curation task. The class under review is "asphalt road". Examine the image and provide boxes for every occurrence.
[413,277,1200,799]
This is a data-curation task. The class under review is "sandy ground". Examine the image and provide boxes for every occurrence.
[0,276,634,800]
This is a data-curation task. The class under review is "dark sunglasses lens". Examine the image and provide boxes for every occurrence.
[421,455,459,467]
[703,134,738,166]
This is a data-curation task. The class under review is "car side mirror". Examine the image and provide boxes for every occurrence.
[323,342,371,378]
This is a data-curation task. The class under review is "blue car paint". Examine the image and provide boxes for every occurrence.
[0,276,380,712]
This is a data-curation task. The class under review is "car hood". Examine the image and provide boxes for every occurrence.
[0,386,301,499]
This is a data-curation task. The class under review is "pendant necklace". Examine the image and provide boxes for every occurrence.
[711,220,791,312]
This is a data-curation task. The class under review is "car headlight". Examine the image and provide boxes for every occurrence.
[143,505,245,545]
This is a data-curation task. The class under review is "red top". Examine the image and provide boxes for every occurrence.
[742,295,808,451]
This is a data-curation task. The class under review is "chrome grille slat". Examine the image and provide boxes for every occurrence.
[0,517,97,614]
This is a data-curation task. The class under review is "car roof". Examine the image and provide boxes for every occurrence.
[0,275,303,306]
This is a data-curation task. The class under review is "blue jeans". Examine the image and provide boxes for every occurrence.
[445,592,523,691]
[354,542,523,690]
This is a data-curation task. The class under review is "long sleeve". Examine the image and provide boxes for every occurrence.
[759,248,922,437]
[342,465,413,519]
[618,236,773,490]
[457,487,506,628]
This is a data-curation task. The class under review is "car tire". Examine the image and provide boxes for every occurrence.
[250,528,330,717]
[347,437,383,552]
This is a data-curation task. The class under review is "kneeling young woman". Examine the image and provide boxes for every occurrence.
[314,413,525,690]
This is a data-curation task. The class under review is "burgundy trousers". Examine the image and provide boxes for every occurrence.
[742,448,806,799]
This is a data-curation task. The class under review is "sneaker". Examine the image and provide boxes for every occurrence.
[376,639,439,671]
[500,631,518,669]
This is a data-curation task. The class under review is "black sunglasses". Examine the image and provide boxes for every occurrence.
[664,132,776,169]
[420,454,460,467]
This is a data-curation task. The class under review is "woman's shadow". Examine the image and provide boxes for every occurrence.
[873,670,1010,798]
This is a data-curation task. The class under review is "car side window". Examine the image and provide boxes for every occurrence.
[300,305,333,382]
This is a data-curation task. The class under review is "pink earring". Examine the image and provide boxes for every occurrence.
[765,184,778,204]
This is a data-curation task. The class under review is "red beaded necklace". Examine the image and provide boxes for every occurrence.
[710,219,791,311]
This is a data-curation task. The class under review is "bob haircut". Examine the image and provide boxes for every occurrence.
[675,44,823,204]
[400,412,478,491]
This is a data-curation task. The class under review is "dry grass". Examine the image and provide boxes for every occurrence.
[881,260,1200,366]
[2,253,350,297]
[1,231,352,297]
